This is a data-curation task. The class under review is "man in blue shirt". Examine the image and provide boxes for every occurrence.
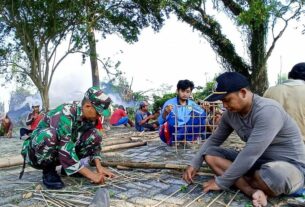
[158,80,206,145]
[135,101,159,132]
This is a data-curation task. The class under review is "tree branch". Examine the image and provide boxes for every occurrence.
[220,0,244,16]
[173,2,250,76]
[266,3,302,60]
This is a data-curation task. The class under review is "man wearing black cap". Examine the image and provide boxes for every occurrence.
[264,62,305,140]
[183,72,305,207]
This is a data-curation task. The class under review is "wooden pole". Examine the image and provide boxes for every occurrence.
[102,138,132,146]
[0,155,23,168]
[102,141,147,152]
[0,141,147,168]
[100,160,213,173]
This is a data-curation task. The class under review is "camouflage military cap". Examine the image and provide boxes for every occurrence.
[84,86,112,115]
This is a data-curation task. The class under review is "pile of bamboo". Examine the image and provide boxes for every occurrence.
[0,133,150,169]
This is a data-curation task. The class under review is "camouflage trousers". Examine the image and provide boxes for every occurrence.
[23,128,102,170]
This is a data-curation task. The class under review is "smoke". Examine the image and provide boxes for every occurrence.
[101,81,136,108]
[13,94,42,111]
[7,93,42,125]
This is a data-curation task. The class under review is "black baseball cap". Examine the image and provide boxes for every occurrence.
[205,72,250,102]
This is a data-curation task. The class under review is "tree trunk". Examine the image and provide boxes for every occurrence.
[249,24,269,95]
[39,86,50,112]
[88,28,100,87]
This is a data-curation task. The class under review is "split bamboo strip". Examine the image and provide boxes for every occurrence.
[33,193,64,207]
[179,184,199,199]
[225,190,240,207]
[39,191,49,207]
[152,187,183,207]
[49,193,93,200]
[53,196,91,205]
[45,193,87,207]
[216,200,227,206]
[43,194,69,207]
[16,189,93,195]
[184,192,207,207]
[206,191,225,207]
[32,197,62,207]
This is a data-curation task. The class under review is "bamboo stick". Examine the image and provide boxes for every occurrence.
[0,141,147,168]
[103,138,132,146]
[179,184,199,199]
[207,191,224,207]
[16,189,93,195]
[39,191,49,207]
[226,190,240,207]
[184,192,207,207]
[151,187,183,207]
[101,160,213,173]
[33,197,62,207]
[102,141,147,152]
[0,155,23,168]
[45,193,87,207]
[34,193,64,207]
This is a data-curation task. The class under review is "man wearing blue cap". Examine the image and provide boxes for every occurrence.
[183,72,305,207]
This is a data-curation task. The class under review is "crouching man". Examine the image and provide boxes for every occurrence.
[183,72,305,207]
[20,86,114,189]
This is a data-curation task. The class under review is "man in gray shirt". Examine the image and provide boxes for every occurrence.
[183,72,305,207]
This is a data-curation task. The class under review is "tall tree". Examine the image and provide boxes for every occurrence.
[169,0,304,94]
[0,0,80,110]
[0,0,168,109]
[72,0,169,86]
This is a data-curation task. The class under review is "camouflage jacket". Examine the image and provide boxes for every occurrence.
[22,103,102,174]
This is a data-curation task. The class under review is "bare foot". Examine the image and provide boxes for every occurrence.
[252,190,268,207]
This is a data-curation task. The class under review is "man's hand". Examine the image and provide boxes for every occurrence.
[201,102,210,112]
[6,131,12,138]
[79,167,106,184]
[165,105,173,113]
[182,166,198,184]
[162,104,173,120]
[203,178,221,193]
[97,166,115,178]
[94,159,115,178]
[90,172,106,184]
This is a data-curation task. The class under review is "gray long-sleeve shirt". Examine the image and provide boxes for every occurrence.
[191,95,305,190]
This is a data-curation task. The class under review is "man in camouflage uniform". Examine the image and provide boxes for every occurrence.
[21,86,114,189]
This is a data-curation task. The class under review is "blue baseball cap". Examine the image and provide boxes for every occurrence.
[205,72,250,102]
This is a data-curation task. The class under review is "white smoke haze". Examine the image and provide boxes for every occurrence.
[13,94,42,111]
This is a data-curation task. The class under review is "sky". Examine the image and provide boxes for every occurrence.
[1,13,305,111]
